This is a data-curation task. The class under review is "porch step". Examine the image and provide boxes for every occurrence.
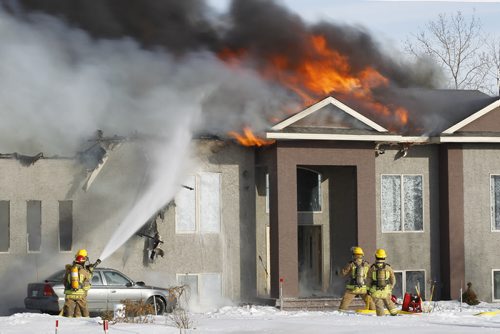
[276,297,366,311]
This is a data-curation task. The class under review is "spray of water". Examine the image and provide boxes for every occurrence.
[99,118,194,261]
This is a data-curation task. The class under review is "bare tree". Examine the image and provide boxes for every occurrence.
[485,36,500,95]
[405,11,491,93]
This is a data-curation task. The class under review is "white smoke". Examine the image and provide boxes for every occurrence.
[0,6,291,266]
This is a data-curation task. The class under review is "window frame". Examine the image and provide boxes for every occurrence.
[0,200,10,254]
[492,269,500,301]
[26,200,42,253]
[296,167,323,213]
[58,200,73,253]
[175,173,222,234]
[490,174,500,232]
[381,174,424,233]
[176,272,222,304]
[101,270,133,286]
[393,269,426,298]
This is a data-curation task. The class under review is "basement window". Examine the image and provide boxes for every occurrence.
[27,200,42,252]
[0,201,10,252]
[491,175,500,231]
[177,272,222,306]
[392,270,426,299]
[493,270,500,301]
[297,167,322,212]
[59,201,73,252]
[175,173,221,234]
[381,175,423,232]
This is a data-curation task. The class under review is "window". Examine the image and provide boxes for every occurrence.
[177,273,222,305]
[0,201,9,252]
[493,270,500,300]
[59,201,73,252]
[103,271,132,286]
[91,272,104,286]
[175,173,221,234]
[297,168,322,212]
[27,200,41,252]
[265,173,269,214]
[381,175,423,232]
[491,175,500,230]
[393,270,426,299]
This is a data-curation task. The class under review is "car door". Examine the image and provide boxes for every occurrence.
[86,270,108,312]
[101,270,143,308]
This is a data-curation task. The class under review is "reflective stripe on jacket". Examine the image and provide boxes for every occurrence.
[344,259,370,293]
[64,264,92,296]
[367,262,395,299]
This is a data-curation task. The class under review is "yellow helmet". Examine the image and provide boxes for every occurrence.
[76,249,88,258]
[352,246,364,256]
[375,248,387,259]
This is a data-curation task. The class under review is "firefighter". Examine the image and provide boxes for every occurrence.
[62,250,93,317]
[338,246,375,311]
[366,249,398,316]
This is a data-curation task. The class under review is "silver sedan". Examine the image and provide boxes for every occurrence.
[24,267,177,315]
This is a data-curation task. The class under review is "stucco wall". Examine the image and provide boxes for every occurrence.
[462,143,500,302]
[0,139,255,314]
[0,157,82,314]
[375,145,440,299]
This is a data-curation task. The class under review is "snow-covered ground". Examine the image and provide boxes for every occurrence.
[3,302,500,333]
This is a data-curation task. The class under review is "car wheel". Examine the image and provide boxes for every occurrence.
[147,296,166,315]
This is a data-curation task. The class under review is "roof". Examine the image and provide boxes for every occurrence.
[267,88,500,143]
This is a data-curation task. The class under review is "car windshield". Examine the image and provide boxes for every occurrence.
[45,270,66,282]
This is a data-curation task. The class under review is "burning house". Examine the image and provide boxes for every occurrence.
[1,0,500,315]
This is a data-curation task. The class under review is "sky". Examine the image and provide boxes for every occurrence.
[208,0,500,48]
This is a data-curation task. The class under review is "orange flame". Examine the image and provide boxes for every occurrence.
[228,127,275,147]
[219,34,410,134]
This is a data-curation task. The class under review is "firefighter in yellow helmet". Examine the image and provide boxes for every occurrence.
[338,246,375,311]
[366,249,398,316]
[62,251,93,317]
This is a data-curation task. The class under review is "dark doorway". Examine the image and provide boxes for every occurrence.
[329,166,358,297]
[298,225,322,295]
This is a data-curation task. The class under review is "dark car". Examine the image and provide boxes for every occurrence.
[25,267,176,315]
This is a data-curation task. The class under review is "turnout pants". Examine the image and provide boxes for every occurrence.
[372,296,398,316]
[339,290,375,311]
[63,295,89,317]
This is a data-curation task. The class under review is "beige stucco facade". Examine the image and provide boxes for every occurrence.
[0,139,256,314]
[462,143,500,302]
[375,145,441,300]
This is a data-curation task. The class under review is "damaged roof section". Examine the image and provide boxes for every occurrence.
[0,152,44,166]
[77,131,126,192]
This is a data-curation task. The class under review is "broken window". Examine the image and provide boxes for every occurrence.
[27,200,41,252]
[491,175,500,230]
[59,201,73,252]
[176,176,196,233]
[392,270,425,298]
[381,175,423,232]
[175,173,221,234]
[297,168,322,212]
[0,201,10,252]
